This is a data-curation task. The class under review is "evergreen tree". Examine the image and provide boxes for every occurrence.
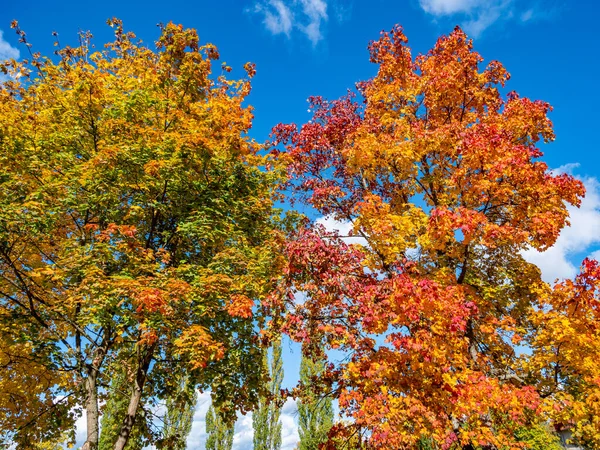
[253,339,283,450]
[161,375,197,450]
[205,404,234,450]
[298,353,334,450]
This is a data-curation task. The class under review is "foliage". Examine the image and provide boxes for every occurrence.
[515,423,563,450]
[528,258,600,448]
[99,362,147,450]
[0,19,284,449]
[272,25,585,449]
[159,374,197,450]
[206,404,234,450]
[253,338,283,450]
[298,351,334,450]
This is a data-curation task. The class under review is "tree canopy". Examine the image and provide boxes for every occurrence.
[272,25,594,449]
[0,19,284,449]
[1,18,599,450]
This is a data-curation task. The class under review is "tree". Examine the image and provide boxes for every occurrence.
[272,25,585,449]
[0,19,284,449]
[298,351,334,450]
[253,338,283,450]
[98,361,147,450]
[206,404,234,450]
[514,423,563,450]
[528,258,600,448]
[161,374,197,450]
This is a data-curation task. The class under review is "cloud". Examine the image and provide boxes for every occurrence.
[417,0,534,38]
[522,167,600,283]
[315,215,368,246]
[252,0,329,45]
[0,30,19,82]
[256,0,294,36]
[280,399,300,450]
[520,8,534,22]
[419,0,485,15]
[186,391,212,449]
[0,30,19,62]
[185,392,300,450]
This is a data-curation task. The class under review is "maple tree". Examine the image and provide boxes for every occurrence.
[0,19,284,449]
[272,25,589,448]
[528,258,600,448]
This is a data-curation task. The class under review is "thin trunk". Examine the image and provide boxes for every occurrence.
[83,372,99,450]
[113,344,156,450]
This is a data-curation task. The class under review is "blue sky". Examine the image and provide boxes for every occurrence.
[2,1,600,449]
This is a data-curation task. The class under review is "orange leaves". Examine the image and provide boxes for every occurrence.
[226,294,254,319]
[135,287,168,314]
[174,325,226,370]
[270,23,590,449]
[97,224,137,242]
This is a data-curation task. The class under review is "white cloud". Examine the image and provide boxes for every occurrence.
[280,399,300,450]
[550,162,580,176]
[258,0,294,36]
[187,391,212,449]
[74,409,87,447]
[186,392,300,450]
[419,0,484,15]
[418,0,521,38]
[0,30,19,62]
[252,0,328,45]
[315,215,368,246]
[522,171,600,283]
[0,30,19,83]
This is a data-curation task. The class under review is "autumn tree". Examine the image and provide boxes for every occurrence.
[0,20,284,449]
[253,338,283,450]
[272,25,586,449]
[528,258,600,448]
[298,351,334,450]
[206,404,234,450]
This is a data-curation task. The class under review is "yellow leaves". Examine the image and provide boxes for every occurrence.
[354,194,427,264]
[174,324,225,370]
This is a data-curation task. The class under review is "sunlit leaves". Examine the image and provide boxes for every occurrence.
[0,20,284,447]
[272,25,585,448]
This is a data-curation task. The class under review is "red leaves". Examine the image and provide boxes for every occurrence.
[267,22,589,449]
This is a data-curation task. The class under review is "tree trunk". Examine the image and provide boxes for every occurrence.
[82,372,99,450]
[113,344,156,450]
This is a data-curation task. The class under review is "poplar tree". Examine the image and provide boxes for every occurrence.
[252,339,283,450]
[98,366,145,450]
[160,375,196,450]
[205,404,234,450]
[297,353,334,450]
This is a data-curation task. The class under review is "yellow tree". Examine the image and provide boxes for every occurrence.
[528,258,600,448]
[0,20,284,450]
[272,26,585,449]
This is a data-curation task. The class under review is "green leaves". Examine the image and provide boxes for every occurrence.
[0,20,285,448]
